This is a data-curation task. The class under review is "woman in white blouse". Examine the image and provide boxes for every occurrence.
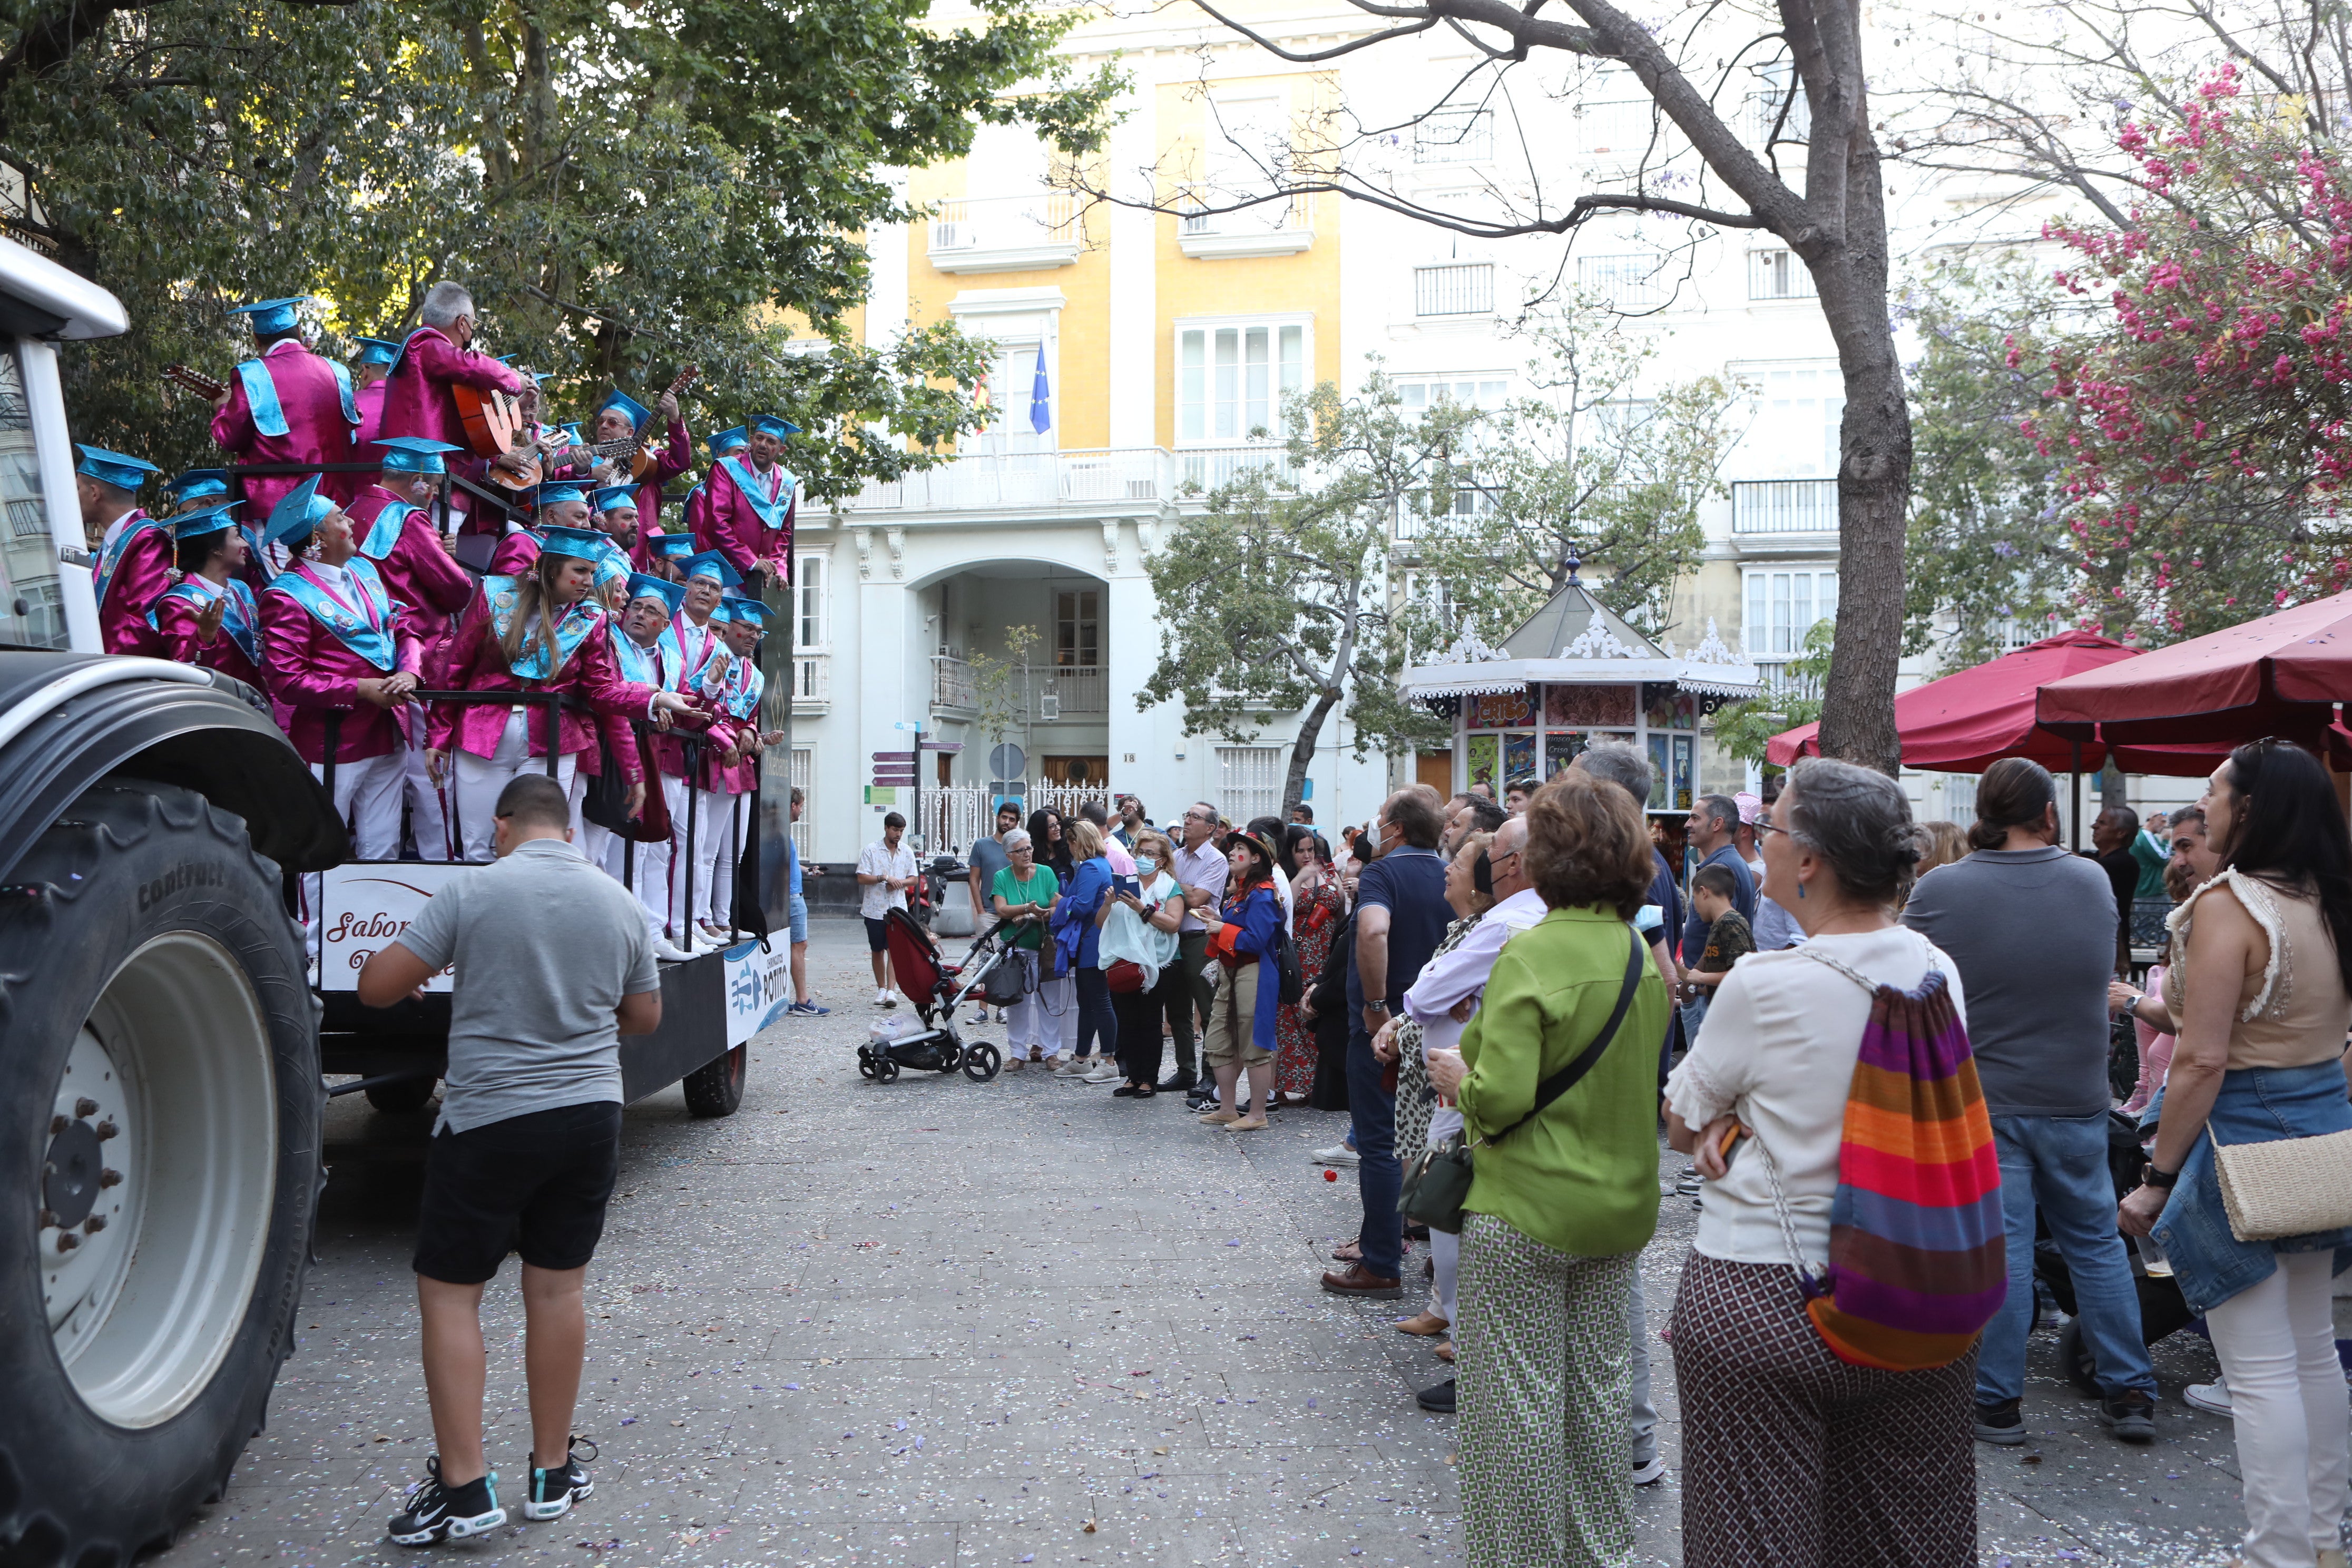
[1661,758,1975,1568]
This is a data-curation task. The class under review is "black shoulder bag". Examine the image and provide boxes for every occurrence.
[1397,926,1647,1236]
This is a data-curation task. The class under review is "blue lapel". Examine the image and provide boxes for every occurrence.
[268,558,397,670]
[483,575,604,681]
[151,580,262,666]
[235,357,289,438]
[357,501,412,562]
[92,512,162,607]
[718,455,795,532]
[326,358,359,425]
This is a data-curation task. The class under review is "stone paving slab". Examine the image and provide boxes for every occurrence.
[148,925,2256,1567]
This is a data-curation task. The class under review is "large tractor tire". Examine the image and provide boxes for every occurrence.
[0,781,320,1566]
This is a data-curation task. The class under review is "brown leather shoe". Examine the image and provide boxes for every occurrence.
[1320,1264,1403,1298]
[1394,1310,1449,1337]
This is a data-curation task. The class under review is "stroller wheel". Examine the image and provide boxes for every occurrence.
[963,1042,1002,1082]
[873,1055,899,1084]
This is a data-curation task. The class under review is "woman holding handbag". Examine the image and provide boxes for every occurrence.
[1104,828,1188,1097]
[1662,758,1977,1568]
[1423,775,1668,1568]
[2119,740,2352,1568]
[989,829,1059,1069]
[1200,830,1287,1132]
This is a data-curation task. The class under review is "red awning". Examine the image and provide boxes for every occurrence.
[2035,590,2352,751]
[1767,632,2145,773]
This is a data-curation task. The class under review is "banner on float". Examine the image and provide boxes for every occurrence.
[316,864,467,993]
[721,938,792,1046]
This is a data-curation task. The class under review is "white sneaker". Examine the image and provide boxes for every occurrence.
[652,936,698,963]
[873,989,895,1007]
[1082,1061,1119,1085]
[2182,1379,2232,1417]
[1314,1143,1360,1167]
[995,1008,1011,1023]
[1631,1456,1665,1486]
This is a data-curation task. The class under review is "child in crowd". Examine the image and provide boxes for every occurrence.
[1679,862,1755,1031]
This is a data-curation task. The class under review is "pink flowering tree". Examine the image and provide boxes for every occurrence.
[2024,66,2352,640]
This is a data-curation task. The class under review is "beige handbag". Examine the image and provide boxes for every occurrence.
[2212,1128,2352,1242]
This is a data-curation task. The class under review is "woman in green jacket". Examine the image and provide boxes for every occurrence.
[1428,770,1670,1568]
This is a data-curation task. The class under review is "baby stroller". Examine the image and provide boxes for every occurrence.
[857,907,1011,1085]
[2034,1107,2198,1395]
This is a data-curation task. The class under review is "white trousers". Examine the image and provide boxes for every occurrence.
[573,765,613,874]
[2207,1249,2351,1567]
[678,786,740,932]
[398,703,448,860]
[450,710,577,863]
[1428,1104,1465,1322]
[304,750,403,926]
[1007,973,1073,1057]
[605,773,684,942]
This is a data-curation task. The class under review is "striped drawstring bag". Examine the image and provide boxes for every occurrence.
[1759,944,2006,1371]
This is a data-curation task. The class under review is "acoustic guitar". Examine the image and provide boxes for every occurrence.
[623,366,701,482]
[162,364,230,403]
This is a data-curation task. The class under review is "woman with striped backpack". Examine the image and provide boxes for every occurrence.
[1664,758,2001,1568]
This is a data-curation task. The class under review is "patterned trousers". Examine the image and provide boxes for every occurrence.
[1668,1250,1978,1568]
[1457,1213,1637,1568]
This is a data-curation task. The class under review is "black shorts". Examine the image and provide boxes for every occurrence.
[413,1101,623,1285]
[865,916,892,953]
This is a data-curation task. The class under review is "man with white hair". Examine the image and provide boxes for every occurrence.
[378,281,526,504]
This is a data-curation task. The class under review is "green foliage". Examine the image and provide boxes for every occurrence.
[1409,305,1737,642]
[2,0,1121,495]
[1711,620,1832,767]
[1902,256,2080,663]
[1140,373,1457,816]
[969,623,1040,753]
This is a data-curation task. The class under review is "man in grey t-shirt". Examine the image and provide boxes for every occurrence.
[1900,757,2155,1446]
[357,772,662,1541]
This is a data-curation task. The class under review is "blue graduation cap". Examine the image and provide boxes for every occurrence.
[167,467,229,503]
[169,501,243,541]
[651,533,697,562]
[592,485,638,514]
[75,445,160,492]
[229,296,308,335]
[591,541,632,593]
[705,426,748,458]
[353,336,404,368]
[262,475,338,547]
[749,414,800,439]
[721,595,773,630]
[372,436,462,475]
[627,573,685,615]
[599,390,653,431]
[532,481,588,511]
[538,526,613,562]
[681,551,741,586]
[557,422,584,445]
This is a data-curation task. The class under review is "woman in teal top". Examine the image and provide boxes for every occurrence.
[990,829,1060,1067]
[1427,771,1669,1568]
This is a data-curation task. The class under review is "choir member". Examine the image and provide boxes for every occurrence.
[76,444,168,656]
[149,502,264,688]
[694,414,797,592]
[209,295,366,514]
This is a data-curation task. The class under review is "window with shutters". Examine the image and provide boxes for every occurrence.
[1176,319,1310,445]
[1216,745,1283,826]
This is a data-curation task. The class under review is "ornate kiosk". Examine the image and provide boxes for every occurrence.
[1400,574,1761,813]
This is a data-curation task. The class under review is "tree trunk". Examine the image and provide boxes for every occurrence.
[1282,687,1340,824]
[1807,119,1909,777]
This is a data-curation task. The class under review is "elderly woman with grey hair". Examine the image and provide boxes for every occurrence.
[989,827,1062,1069]
[1663,757,1976,1568]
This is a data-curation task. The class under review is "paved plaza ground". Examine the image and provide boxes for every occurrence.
[155,924,2268,1567]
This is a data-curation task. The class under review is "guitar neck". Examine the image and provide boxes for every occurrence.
[628,368,701,458]
[163,365,230,400]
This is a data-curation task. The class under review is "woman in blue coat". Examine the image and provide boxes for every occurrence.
[1052,817,1121,1079]
[1201,829,1287,1131]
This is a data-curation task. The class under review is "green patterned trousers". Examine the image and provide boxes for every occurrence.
[1457,1212,1638,1568]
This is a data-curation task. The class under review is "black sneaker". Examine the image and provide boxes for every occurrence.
[523,1435,598,1520]
[1416,1377,1457,1414]
[388,1457,505,1545]
[1973,1398,2026,1446]
[2096,1389,2157,1444]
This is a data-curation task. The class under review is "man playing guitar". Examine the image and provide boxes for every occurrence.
[376,281,527,515]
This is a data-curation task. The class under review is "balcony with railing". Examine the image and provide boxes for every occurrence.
[928,657,1107,721]
[926,190,1082,273]
[1414,262,1495,317]
[792,652,830,713]
[807,445,1313,516]
[1732,478,1838,534]
[1177,194,1313,259]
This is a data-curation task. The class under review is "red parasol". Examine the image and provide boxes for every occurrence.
[1767,631,2144,773]
[2036,590,2352,758]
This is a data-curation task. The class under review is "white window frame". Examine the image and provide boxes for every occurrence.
[790,747,814,864]
[1740,565,1840,658]
[1216,744,1284,826]
[1576,253,1668,310]
[1730,360,1845,481]
[794,551,829,652]
[1174,315,1313,447]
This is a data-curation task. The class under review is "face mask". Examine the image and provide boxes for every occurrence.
[1135,857,1158,878]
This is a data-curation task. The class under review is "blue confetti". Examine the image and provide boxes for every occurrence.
[783,1383,800,1391]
